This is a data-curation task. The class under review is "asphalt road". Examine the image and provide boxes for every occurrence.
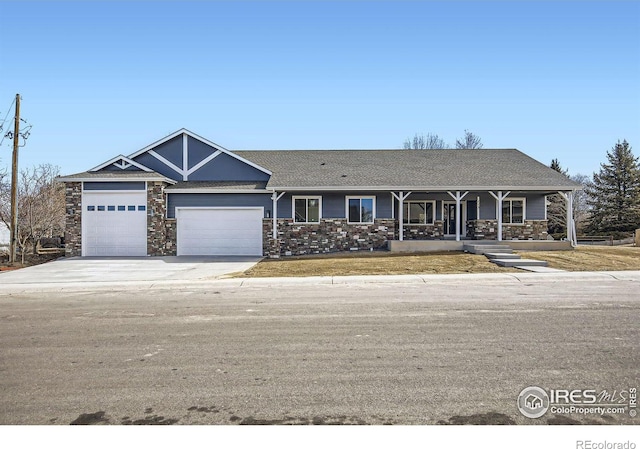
[0,277,638,425]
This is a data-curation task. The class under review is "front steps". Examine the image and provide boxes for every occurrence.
[464,243,549,269]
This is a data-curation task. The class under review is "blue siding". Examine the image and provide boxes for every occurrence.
[525,194,546,220]
[376,193,392,219]
[187,136,217,170]
[188,152,270,182]
[277,192,392,219]
[83,182,146,191]
[153,136,183,168]
[168,193,272,218]
[476,192,546,220]
[478,193,497,219]
[134,153,183,180]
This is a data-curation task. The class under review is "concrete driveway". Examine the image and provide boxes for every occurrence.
[0,256,261,285]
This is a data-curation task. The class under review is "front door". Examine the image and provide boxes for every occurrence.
[443,202,457,235]
[443,201,466,237]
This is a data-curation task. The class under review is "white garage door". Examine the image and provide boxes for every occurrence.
[83,191,148,256]
[177,208,263,256]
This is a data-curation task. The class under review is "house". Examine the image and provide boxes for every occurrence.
[524,394,543,410]
[58,129,581,258]
[0,222,9,251]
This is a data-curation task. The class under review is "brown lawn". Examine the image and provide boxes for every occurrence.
[238,251,518,277]
[518,245,640,271]
[239,245,640,278]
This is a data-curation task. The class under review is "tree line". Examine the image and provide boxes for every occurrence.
[403,130,483,149]
[0,163,65,264]
[548,139,640,238]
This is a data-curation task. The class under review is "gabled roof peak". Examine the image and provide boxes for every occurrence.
[89,154,153,172]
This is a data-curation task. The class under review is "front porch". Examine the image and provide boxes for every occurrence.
[263,217,563,257]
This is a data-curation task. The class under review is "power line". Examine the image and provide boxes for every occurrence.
[1,97,32,148]
[0,96,17,147]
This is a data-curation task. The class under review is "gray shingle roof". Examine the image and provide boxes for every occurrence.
[234,149,581,191]
[57,171,173,182]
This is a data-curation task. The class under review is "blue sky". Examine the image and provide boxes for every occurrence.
[0,0,638,177]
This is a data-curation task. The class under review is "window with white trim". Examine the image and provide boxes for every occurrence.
[347,196,375,223]
[403,201,435,225]
[502,198,525,224]
[293,196,321,223]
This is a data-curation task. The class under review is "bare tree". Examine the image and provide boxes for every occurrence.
[455,130,483,149]
[571,173,592,234]
[403,133,448,149]
[0,162,9,254]
[0,164,65,261]
[547,159,569,235]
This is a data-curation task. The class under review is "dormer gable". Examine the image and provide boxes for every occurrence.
[127,129,271,182]
[89,155,153,173]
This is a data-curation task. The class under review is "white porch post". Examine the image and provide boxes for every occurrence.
[559,191,575,246]
[488,190,510,242]
[391,191,411,241]
[271,191,286,239]
[447,191,469,241]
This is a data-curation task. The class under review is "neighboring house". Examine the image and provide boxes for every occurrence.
[0,222,9,250]
[58,129,581,258]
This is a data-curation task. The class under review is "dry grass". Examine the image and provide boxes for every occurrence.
[239,251,518,278]
[518,245,640,271]
[240,245,640,278]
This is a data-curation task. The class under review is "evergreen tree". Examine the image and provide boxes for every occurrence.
[547,159,569,236]
[586,140,640,233]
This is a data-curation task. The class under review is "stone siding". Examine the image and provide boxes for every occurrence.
[164,219,177,255]
[147,181,174,256]
[467,219,548,240]
[402,221,445,240]
[64,182,82,257]
[264,219,396,257]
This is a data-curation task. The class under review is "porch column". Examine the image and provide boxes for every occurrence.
[488,190,510,242]
[271,191,286,239]
[447,191,469,241]
[559,191,576,246]
[391,191,411,241]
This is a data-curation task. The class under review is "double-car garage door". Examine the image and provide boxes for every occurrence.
[83,193,263,257]
[176,208,263,256]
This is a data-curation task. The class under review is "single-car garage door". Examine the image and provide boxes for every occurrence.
[83,191,148,256]
[177,207,263,256]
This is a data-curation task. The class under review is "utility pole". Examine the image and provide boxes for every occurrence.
[9,94,20,265]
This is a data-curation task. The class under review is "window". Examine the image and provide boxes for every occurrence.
[293,196,321,223]
[128,205,136,211]
[138,205,146,211]
[403,201,435,225]
[117,205,125,211]
[502,198,525,224]
[97,206,105,211]
[107,205,115,211]
[87,205,95,211]
[347,196,375,223]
